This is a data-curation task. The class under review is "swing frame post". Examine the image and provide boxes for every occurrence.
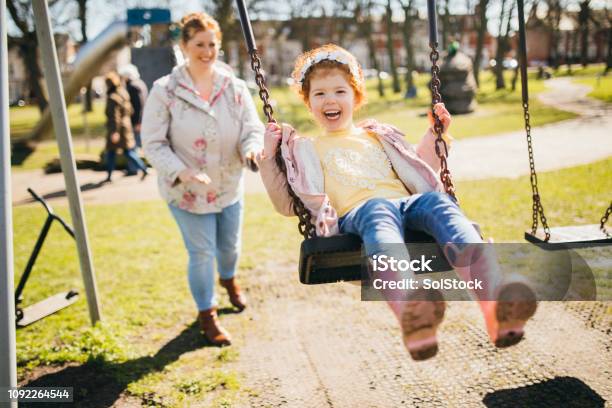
[0,0,18,401]
[32,0,102,324]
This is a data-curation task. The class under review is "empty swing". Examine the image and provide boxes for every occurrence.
[515,0,612,247]
[236,0,455,284]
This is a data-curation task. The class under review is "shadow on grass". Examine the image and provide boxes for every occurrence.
[483,376,605,407]
[21,322,218,407]
[15,180,110,206]
[11,141,36,166]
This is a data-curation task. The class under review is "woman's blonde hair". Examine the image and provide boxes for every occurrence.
[291,44,366,109]
[179,12,222,44]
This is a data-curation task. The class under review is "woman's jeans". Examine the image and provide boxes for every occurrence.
[169,200,243,311]
[106,148,147,178]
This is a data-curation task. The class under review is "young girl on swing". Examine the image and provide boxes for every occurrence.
[258,44,537,361]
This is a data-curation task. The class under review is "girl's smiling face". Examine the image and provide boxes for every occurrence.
[307,69,356,133]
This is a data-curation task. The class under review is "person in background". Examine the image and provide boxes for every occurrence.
[118,64,148,148]
[104,71,148,182]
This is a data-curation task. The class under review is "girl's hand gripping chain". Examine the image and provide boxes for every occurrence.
[432,102,451,133]
[428,102,453,144]
[263,122,282,159]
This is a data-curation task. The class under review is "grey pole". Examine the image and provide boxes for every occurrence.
[0,0,18,405]
[32,0,102,324]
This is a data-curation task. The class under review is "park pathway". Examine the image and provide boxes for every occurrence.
[10,77,611,206]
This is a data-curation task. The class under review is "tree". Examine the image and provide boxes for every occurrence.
[7,0,51,112]
[606,7,612,74]
[545,0,563,70]
[493,0,515,90]
[77,0,93,112]
[385,0,401,93]
[473,0,490,87]
[578,0,591,67]
[287,0,322,52]
[355,0,385,97]
[399,0,417,97]
[203,0,271,78]
[330,0,353,47]
[438,0,450,50]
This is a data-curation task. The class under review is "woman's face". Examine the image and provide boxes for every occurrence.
[182,30,219,70]
[307,69,356,133]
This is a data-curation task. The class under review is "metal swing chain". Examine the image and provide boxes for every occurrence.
[429,44,456,200]
[523,102,551,241]
[600,201,612,237]
[516,0,551,241]
[248,50,316,239]
[248,51,275,123]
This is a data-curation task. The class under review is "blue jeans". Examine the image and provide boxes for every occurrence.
[169,200,243,311]
[339,192,482,266]
[106,148,147,178]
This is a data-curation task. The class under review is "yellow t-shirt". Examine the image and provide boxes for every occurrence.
[313,125,409,217]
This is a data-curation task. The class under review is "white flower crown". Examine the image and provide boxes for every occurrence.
[298,50,361,85]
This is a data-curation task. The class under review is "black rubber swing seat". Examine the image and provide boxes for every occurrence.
[299,230,453,284]
[524,225,612,248]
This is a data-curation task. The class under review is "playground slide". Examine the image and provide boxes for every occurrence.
[28,21,128,141]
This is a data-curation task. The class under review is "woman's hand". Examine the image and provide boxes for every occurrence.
[429,103,451,134]
[178,168,211,184]
[263,122,282,159]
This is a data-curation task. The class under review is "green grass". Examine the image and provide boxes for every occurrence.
[457,158,612,241]
[13,192,299,406]
[574,74,612,103]
[12,157,611,405]
[261,69,576,140]
[9,100,107,141]
[549,63,607,78]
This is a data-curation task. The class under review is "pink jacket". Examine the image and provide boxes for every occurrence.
[259,120,446,237]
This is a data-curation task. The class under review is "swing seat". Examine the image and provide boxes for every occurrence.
[16,290,79,328]
[299,230,453,284]
[525,225,612,248]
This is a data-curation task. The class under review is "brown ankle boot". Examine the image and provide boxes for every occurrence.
[219,278,247,312]
[198,308,231,346]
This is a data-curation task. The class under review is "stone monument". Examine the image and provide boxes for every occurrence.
[438,42,478,114]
